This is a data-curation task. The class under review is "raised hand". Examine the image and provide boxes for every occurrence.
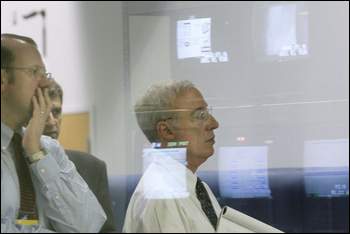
[22,87,52,156]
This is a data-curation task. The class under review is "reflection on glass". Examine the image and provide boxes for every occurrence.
[177,17,212,59]
[267,4,296,56]
[303,139,349,197]
[218,146,271,198]
[254,2,309,61]
[141,147,189,199]
[176,17,229,64]
[125,1,349,232]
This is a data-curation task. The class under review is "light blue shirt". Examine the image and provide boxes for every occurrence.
[1,122,107,233]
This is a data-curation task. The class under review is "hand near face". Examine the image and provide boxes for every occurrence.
[22,87,52,156]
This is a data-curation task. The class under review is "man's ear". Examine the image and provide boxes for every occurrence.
[1,69,9,93]
[156,120,176,142]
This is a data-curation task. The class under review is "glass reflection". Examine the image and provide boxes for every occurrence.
[303,139,349,197]
[141,146,189,199]
[218,146,271,198]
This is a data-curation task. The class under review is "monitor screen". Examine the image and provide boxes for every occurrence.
[303,139,349,197]
[218,146,271,198]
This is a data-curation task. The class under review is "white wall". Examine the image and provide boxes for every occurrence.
[1,1,90,113]
[128,15,172,173]
[77,2,127,175]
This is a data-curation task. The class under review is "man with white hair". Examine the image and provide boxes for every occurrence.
[123,80,221,232]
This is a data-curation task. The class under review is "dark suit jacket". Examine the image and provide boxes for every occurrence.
[65,150,117,233]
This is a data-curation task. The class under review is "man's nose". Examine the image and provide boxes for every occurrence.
[46,112,57,125]
[207,114,219,130]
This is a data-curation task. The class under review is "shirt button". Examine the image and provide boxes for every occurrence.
[2,147,6,151]
[55,195,59,200]
[40,169,46,173]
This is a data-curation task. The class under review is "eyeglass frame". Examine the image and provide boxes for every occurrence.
[2,66,53,80]
[161,106,214,123]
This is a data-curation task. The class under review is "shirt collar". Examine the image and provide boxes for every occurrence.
[1,122,14,150]
[1,122,25,151]
[185,163,199,194]
[140,151,200,199]
[154,154,199,194]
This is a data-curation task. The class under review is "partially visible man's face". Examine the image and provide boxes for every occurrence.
[2,42,51,126]
[170,88,219,161]
[43,97,62,139]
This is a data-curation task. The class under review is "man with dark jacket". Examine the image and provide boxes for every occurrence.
[43,80,117,233]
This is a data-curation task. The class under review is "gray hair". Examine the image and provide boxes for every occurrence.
[135,80,195,143]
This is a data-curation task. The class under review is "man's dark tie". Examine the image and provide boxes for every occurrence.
[12,133,38,220]
[196,177,218,230]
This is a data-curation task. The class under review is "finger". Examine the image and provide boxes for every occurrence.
[37,89,50,121]
[37,88,46,111]
[32,95,39,117]
[43,88,52,115]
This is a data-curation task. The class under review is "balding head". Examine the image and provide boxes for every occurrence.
[1,34,41,83]
[1,34,38,69]
[1,33,37,46]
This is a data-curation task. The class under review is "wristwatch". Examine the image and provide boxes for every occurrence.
[27,149,47,163]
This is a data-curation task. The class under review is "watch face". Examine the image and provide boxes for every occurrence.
[29,150,46,163]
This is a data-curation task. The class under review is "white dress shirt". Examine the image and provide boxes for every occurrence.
[123,155,221,233]
[1,122,107,233]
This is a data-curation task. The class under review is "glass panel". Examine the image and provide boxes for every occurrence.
[124,1,349,233]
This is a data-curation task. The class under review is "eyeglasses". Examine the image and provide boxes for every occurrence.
[163,107,213,123]
[190,107,213,122]
[3,66,53,80]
